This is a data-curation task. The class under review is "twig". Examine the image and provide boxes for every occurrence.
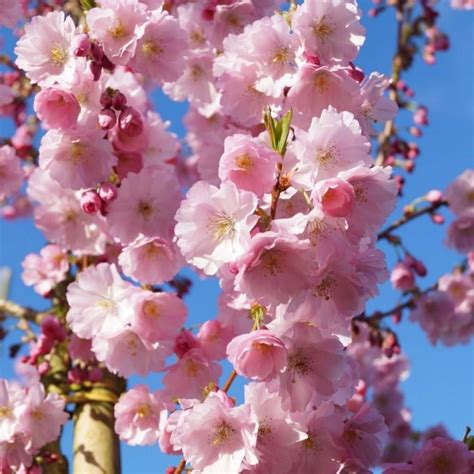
[378,200,447,241]
[355,282,438,324]
[0,299,47,324]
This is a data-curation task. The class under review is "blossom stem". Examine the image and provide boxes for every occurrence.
[0,298,47,324]
[378,200,447,241]
[174,459,187,474]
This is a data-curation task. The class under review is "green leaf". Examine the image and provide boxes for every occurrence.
[263,108,293,156]
[79,0,97,11]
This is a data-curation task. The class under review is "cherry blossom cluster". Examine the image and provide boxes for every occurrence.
[0,379,68,471]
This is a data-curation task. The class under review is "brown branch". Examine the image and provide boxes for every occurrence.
[378,200,447,241]
[355,282,438,324]
[0,299,47,324]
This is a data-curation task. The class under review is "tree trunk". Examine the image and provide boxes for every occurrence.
[72,373,125,474]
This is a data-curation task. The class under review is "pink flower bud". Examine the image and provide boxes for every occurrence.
[72,33,91,57]
[100,90,114,109]
[409,126,422,137]
[98,182,118,202]
[90,42,104,62]
[34,88,81,130]
[413,106,429,126]
[88,61,102,81]
[226,330,288,381]
[41,315,67,342]
[80,190,102,215]
[413,259,427,277]
[431,213,445,224]
[312,178,355,218]
[390,262,415,291]
[38,361,50,376]
[112,91,127,111]
[174,330,200,358]
[88,367,104,382]
[98,108,116,130]
[425,189,443,203]
[119,107,144,137]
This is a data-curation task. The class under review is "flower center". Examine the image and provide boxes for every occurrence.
[235,153,253,171]
[210,421,235,447]
[138,200,154,219]
[70,142,87,165]
[184,358,200,377]
[257,420,273,443]
[252,342,272,354]
[316,145,338,166]
[136,404,152,419]
[143,300,160,319]
[288,348,311,376]
[261,249,283,277]
[0,406,12,419]
[313,18,333,40]
[190,65,203,81]
[126,333,140,356]
[49,43,69,66]
[109,20,128,40]
[31,408,44,421]
[314,72,330,94]
[312,275,337,300]
[272,46,291,64]
[302,431,322,452]
[343,427,363,446]
[142,40,164,57]
[208,212,236,242]
[354,185,368,204]
[433,456,451,473]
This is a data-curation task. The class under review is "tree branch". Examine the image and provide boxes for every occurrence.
[378,200,447,241]
[0,299,47,324]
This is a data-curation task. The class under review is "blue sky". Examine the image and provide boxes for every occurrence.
[0,2,473,472]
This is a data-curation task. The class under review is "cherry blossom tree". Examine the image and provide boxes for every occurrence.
[0,0,473,473]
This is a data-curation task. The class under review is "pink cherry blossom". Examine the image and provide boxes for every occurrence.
[312,177,355,218]
[131,10,188,83]
[33,88,81,130]
[445,169,474,216]
[132,291,187,345]
[244,382,307,473]
[175,391,258,473]
[271,323,348,411]
[390,262,415,292]
[86,0,148,66]
[119,235,182,285]
[218,134,279,197]
[107,167,181,244]
[92,327,171,377]
[197,320,234,361]
[0,0,23,28]
[39,127,117,190]
[175,180,258,275]
[292,0,365,64]
[342,403,388,468]
[290,107,371,188]
[15,383,68,452]
[445,211,474,254]
[233,231,312,306]
[15,11,77,86]
[66,263,137,339]
[21,244,69,296]
[115,385,169,446]
[163,348,221,401]
[0,145,23,200]
[0,380,21,443]
[226,329,288,381]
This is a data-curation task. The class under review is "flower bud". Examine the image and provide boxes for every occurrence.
[312,178,355,218]
[98,108,116,130]
[390,262,415,291]
[98,182,118,202]
[112,91,127,111]
[119,106,144,137]
[88,61,102,81]
[425,189,443,203]
[90,41,104,62]
[80,190,102,215]
[72,33,91,57]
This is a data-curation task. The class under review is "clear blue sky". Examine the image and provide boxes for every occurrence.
[0,2,473,472]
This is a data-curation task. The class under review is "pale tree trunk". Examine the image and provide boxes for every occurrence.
[72,373,125,474]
